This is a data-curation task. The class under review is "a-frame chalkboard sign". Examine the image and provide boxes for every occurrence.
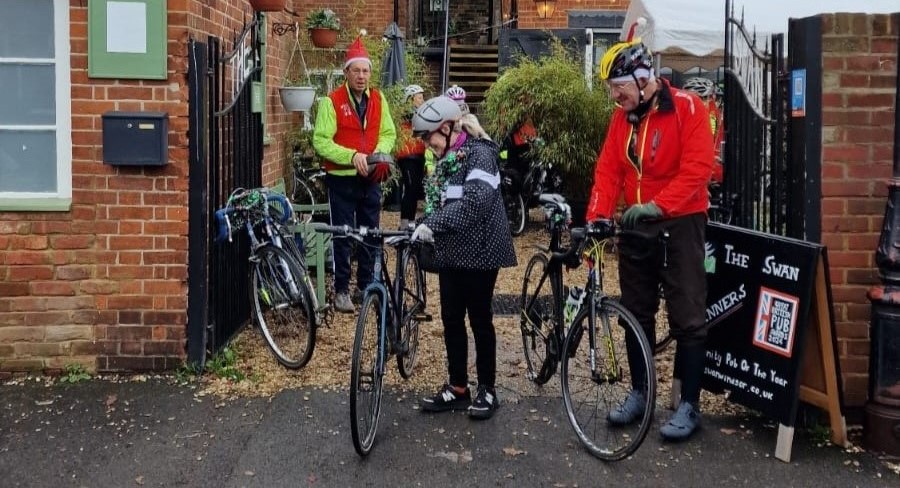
[701,223,846,462]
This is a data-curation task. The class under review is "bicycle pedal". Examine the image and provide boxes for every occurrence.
[413,313,432,322]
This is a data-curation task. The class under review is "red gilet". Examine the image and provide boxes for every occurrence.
[323,86,383,172]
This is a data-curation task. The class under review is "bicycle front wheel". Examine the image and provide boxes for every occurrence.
[396,249,425,379]
[561,297,656,461]
[350,292,385,456]
[519,253,558,385]
[251,245,316,369]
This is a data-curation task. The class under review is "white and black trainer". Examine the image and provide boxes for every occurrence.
[420,384,471,413]
[468,385,499,420]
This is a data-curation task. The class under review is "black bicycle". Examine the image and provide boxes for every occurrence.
[215,187,317,369]
[499,149,562,236]
[291,163,328,222]
[519,194,656,461]
[313,224,429,456]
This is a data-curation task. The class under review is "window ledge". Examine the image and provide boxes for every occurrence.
[0,198,72,212]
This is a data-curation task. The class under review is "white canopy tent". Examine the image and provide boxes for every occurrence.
[621,0,899,70]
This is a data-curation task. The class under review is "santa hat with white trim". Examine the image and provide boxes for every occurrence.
[343,36,371,70]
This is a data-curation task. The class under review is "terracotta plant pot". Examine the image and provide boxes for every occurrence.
[279,86,316,112]
[248,0,286,12]
[309,28,339,49]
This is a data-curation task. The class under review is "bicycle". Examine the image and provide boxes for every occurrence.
[499,142,562,236]
[312,223,429,456]
[291,161,328,222]
[214,187,318,369]
[519,194,656,461]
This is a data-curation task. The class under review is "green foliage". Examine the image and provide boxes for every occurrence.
[482,40,616,201]
[59,363,91,383]
[305,8,340,30]
[204,347,246,382]
[174,361,200,385]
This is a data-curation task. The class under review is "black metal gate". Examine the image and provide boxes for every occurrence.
[721,0,801,238]
[187,17,263,365]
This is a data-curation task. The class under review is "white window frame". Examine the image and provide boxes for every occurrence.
[0,0,72,211]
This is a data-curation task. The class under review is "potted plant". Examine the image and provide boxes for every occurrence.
[306,8,340,48]
[248,0,286,12]
[279,35,317,112]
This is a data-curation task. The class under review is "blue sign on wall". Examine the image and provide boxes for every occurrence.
[791,69,806,117]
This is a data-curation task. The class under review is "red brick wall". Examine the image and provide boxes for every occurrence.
[0,0,428,376]
[820,13,898,407]
[514,0,627,29]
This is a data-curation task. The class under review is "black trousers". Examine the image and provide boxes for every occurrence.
[398,155,425,221]
[438,268,499,389]
[618,213,708,403]
[325,174,381,294]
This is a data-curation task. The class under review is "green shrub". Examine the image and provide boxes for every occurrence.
[482,40,616,202]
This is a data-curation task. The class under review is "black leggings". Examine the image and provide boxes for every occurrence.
[398,155,425,220]
[438,268,499,389]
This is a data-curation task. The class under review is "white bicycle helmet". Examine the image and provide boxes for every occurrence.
[682,77,716,98]
[403,84,424,102]
[445,84,466,102]
[411,96,462,137]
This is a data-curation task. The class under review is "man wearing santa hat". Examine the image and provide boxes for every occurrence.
[313,36,397,313]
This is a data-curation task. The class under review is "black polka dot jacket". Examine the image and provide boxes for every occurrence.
[423,137,517,270]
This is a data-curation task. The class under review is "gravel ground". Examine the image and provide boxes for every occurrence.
[200,209,743,417]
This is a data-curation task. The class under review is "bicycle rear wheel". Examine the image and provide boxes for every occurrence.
[507,193,526,236]
[561,297,656,461]
[292,178,316,222]
[250,245,316,369]
[519,253,558,385]
[396,249,425,379]
[350,292,385,456]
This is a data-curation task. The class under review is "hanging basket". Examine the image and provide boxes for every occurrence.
[248,0,286,12]
[309,28,339,49]
[279,86,316,112]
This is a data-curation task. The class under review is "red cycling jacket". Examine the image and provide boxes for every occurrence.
[586,79,714,222]
[395,120,426,159]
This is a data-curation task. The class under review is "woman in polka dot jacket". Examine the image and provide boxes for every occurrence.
[410,96,516,419]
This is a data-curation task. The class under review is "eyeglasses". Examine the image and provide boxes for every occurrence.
[413,130,431,140]
[347,67,371,75]
[606,80,636,94]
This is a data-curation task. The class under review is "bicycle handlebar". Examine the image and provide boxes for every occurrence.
[312,223,411,240]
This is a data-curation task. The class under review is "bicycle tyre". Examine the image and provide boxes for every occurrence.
[396,249,425,379]
[561,297,656,461]
[519,253,558,385]
[250,245,316,369]
[508,193,526,236]
[350,292,385,456]
[292,178,316,222]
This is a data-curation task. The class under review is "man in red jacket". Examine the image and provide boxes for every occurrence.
[313,37,396,313]
[586,39,714,441]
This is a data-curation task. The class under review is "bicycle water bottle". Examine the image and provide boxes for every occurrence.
[564,286,585,325]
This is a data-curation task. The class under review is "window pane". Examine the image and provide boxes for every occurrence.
[0,64,56,125]
[0,130,57,192]
[0,0,55,58]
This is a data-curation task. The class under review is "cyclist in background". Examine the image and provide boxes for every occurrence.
[682,77,724,183]
[586,38,714,441]
[312,37,396,313]
[396,84,428,230]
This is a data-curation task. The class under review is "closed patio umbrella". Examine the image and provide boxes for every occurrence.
[381,22,407,87]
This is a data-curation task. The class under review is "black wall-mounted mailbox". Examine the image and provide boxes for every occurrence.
[102,111,169,166]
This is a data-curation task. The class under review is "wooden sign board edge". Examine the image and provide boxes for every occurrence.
[775,251,847,462]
